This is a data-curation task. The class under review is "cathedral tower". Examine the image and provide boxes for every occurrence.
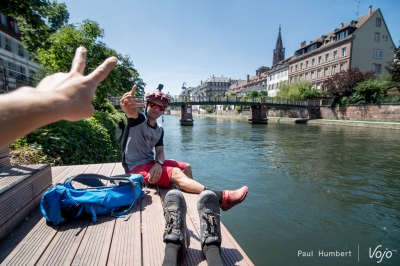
[273,26,285,66]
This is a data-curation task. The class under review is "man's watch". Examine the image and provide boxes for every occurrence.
[156,160,164,166]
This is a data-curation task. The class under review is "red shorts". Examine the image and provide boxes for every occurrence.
[127,160,187,188]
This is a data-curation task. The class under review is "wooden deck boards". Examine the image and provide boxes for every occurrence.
[0,163,253,266]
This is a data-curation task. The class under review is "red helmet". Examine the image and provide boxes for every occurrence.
[145,90,170,106]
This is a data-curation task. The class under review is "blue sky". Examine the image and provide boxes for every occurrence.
[62,0,400,96]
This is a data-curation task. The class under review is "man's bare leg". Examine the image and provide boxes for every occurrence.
[183,163,193,179]
[170,167,204,193]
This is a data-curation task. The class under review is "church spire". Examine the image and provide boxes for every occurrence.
[273,25,285,66]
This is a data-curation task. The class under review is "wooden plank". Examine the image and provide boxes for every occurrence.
[69,163,117,266]
[107,163,142,266]
[158,187,208,266]
[141,186,165,266]
[0,207,43,263]
[0,164,52,240]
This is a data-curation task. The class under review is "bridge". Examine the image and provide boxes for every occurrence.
[109,95,321,126]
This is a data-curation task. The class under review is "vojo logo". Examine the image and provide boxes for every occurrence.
[369,245,397,263]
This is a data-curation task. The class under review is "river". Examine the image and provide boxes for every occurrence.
[160,114,400,266]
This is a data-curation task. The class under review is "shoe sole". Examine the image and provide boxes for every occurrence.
[221,186,248,211]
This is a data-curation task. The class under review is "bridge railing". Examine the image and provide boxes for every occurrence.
[108,95,320,107]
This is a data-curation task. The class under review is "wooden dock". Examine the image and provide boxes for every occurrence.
[0,162,253,265]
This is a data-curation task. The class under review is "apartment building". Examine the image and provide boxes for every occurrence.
[267,57,291,97]
[288,6,396,89]
[0,11,41,93]
[197,75,231,98]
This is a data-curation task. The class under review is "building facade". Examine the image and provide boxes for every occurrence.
[0,11,41,93]
[288,6,396,89]
[197,75,231,98]
[267,57,291,97]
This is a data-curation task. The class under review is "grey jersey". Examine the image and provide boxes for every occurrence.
[121,112,164,172]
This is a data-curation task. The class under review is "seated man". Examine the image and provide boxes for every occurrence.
[120,85,248,211]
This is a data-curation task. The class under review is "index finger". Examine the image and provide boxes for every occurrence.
[130,85,137,96]
[87,56,118,84]
[70,47,87,75]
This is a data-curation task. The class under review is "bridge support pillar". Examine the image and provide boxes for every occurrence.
[180,103,194,126]
[248,103,268,124]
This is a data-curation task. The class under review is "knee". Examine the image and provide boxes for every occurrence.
[185,163,192,171]
[171,167,184,180]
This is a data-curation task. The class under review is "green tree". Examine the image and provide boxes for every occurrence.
[277,80,312,100]
[36,20,145,104]
[386,48,400,83]
[1,0,70,56]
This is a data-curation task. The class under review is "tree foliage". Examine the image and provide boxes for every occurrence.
[277,80,312,100]
[385,48,400,83]
[1,0,69,56]
[322,68,375,97]
[36,20,145,103]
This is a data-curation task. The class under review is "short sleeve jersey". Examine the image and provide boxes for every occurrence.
[121,112,164,172]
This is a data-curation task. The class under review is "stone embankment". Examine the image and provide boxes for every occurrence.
[186,113,400,130]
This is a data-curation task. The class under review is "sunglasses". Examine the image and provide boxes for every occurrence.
[149,102,165,111]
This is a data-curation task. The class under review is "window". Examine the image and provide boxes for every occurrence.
[311,71,315,80]
[317,69,321,78]
[373,49,383,59]
[318,56,322,64]
[299,74,303,80]
[332,65,337,75]
[290,77,293,84]
[7,61,14,76]
[340,62,347,72]
[18,44,24,56]
[376,18,381,27]
[316,82,321,89]
[295,65,298,71]
[374,33,380,42]
[324,67,329,77]
[333,50,338,59]
[312,58,315,66]
[342,47,347,57]
[305,73,308,80]
[325,53,330,62]
[5,38,11,51]
[306,61,309,68]
[0,58,3,73]
[300,63,303,70]
[290,66,293,73]
[372,64,382,74]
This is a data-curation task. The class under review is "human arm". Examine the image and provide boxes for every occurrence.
[147,145,165,183]
[120,85,146,119]
[0,47,117,148]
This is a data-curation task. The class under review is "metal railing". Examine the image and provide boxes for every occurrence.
[109,95,319,108]
[0,66,41,93]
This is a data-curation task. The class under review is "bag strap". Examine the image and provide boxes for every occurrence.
[64,174,136,190]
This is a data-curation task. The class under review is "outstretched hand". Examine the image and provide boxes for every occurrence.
[36,46,118,121]
[0,46,118,148]
[120,85,146,116]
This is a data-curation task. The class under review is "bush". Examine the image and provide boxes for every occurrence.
[301,89,327,100]
[9,115,122,165]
